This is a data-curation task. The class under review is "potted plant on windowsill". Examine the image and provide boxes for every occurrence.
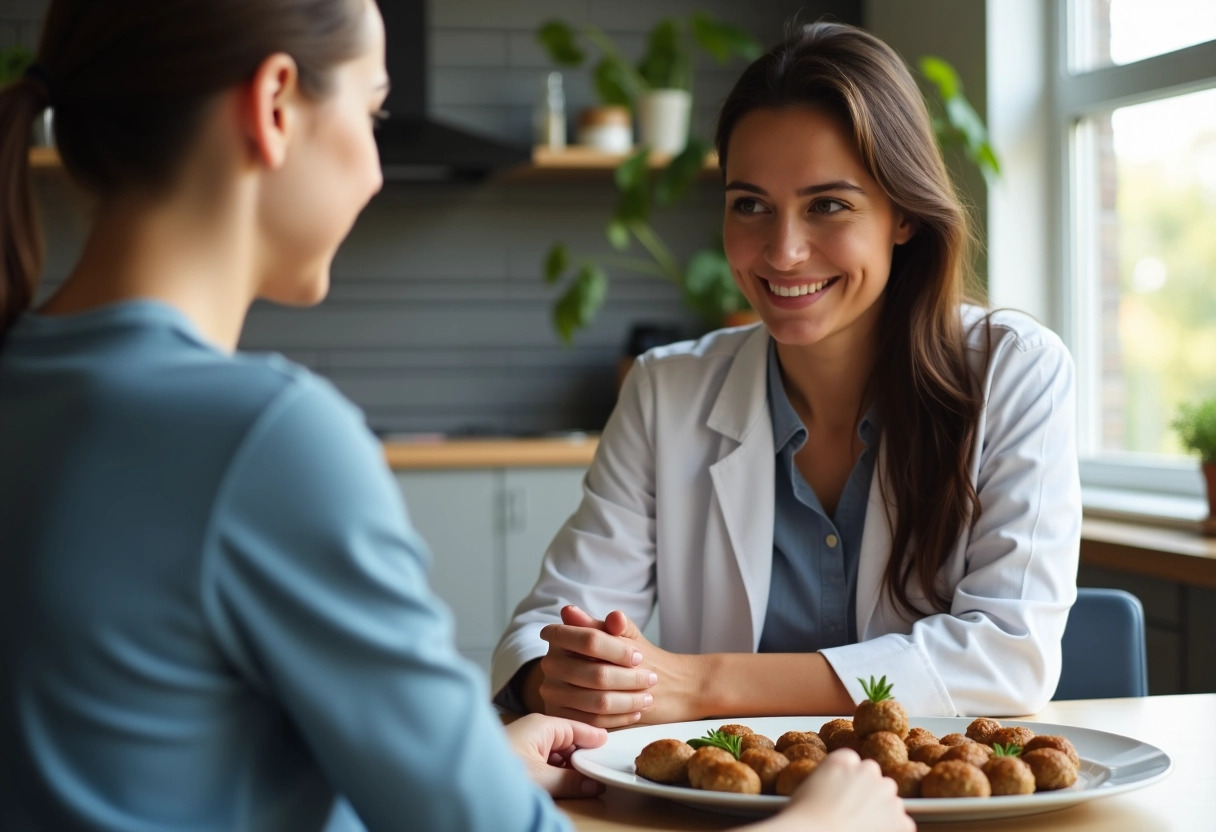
[1172,398,1216,535]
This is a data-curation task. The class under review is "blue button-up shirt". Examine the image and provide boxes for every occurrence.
[758,340,878,654]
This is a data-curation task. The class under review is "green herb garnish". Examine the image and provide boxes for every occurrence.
[687,728,743,759]
[992,743,1022,757]
[858,674,894,703]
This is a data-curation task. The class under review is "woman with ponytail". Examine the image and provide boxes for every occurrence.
[494,22,1081,726]
[0,3,913,831]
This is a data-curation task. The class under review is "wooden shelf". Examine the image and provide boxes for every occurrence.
[499,146,720,182]
[383,435,599,470]
[1081,516,1216,589]
[29,146,60,168]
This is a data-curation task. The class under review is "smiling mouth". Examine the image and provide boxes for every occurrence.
[764,276,841,297]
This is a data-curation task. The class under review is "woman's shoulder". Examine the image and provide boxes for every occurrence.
[960,304,1067,356]
[637,322,764,369]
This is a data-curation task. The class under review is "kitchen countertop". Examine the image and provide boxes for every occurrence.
[383,434,599,470]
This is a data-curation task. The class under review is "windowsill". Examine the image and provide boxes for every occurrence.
[1082,486,1209,531]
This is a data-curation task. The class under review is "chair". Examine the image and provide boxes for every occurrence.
[1053,587,1149,700]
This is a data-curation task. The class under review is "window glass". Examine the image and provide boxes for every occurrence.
[1075,88,1216,457]
[1072,0,1216,72]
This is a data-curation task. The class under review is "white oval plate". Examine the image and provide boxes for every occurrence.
[571,716,1172,822]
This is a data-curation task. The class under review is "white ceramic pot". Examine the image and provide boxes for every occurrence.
[637,89,691,156]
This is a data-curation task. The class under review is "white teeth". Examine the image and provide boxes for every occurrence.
[766,278,832,297]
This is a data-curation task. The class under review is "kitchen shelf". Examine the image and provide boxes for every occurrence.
[499,145,721,182]
[29,146,60,168]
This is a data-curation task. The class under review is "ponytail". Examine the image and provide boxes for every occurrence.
[0,74,46,340]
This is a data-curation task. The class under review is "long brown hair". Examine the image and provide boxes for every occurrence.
[715,21,986,618]
[0,0,369,340]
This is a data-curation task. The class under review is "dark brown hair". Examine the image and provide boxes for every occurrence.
[0,0,369,339]
[715,21,987,617]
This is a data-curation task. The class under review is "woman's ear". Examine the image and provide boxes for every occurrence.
[893,210,917,246]
[244,53,301,169]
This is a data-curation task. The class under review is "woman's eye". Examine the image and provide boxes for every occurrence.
[370,109,390,129]
[732,197,767,215]
[811,198,847,215]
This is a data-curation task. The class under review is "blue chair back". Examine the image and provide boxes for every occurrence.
[1054,587,1148,700]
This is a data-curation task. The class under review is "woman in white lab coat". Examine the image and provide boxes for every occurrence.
[492,21,1081,725]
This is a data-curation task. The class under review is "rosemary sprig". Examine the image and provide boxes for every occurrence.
[687,728,743,759]
[992,742,1022,757]
[858,675,894,703]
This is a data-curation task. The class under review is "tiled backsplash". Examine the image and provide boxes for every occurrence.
[11,0,859,434]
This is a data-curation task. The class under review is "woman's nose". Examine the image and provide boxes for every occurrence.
[764,216,811,271]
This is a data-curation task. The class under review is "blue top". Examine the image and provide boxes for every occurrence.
[0,302,568,832]
[758,340,877,654]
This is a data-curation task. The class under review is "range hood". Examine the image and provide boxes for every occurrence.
[377,0,530,181]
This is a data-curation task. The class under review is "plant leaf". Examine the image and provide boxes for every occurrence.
[537,20,584,66]
[682,248,742,326]
[689,13,762,63]
[918,55,960,100]
[553,263,608,343]
[614,147,651,193]
[655,138,708,206]
[686,729,743,759]
[543,243,569,284]
[606,219,631,251]
[637,19,686,90]
[592,57,634,107]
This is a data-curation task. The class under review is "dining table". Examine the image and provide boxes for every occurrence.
[556,693,1215,832]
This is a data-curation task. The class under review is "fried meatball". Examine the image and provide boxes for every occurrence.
[939,732,972,747]
[966,717,1003,745]
[774,757,820,796]
[818,718,853,744]
[775,731,825,754]
[990,726,1036,750]
[942,742,994,768]
[886,760,932,798]
[921,760,992,798]
[688,747,736,789]
[783,742,827,764]
[860,731,909,771]
[635,738,696,784]
[824,726,861,753]
[854,699,909,740]
[1024,735,1081,771]
[1022,748,1078,791]
[718,723,754,737]
[699,759,762,794]
[904,726,939,751]
[909,743,951,766]
[983,756,1036,796]
[738,733,776,753]
[740,748,790,794]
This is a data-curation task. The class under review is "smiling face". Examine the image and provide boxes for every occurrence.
[722,105,914,349]
[256,0,388,306]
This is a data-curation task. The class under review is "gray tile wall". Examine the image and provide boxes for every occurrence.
[9,0,859,435]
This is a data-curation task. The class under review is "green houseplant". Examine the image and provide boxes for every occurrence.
[1172,398,1216,530]
[0,45,33,87]
[541,47,998,343]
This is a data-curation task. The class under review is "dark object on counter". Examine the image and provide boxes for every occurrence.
[618,324,685,392]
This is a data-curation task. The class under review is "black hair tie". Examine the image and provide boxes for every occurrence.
[23,63,56,107]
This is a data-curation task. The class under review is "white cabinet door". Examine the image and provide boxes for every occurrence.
[395,470,500,674]
[501,467,587,620]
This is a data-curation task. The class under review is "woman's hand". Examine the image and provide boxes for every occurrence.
[503,713,608,798]
[755,749,915,832]
[528,605,704,728]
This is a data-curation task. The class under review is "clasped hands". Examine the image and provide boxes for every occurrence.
[526,604,701,729]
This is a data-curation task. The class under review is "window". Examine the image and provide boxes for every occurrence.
[1055,0,1216,511]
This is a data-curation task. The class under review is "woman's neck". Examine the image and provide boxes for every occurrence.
[39,178,257,353]
[774,309,880,434]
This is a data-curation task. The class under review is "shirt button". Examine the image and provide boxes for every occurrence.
[825,534,839,548]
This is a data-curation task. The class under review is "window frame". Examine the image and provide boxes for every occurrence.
[1049,0,1216,513]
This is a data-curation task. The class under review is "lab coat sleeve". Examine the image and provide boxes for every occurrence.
[491,356,662,702]
[821,327,1081,716]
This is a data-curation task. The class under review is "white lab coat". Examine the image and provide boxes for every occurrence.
[491,307,1081,716]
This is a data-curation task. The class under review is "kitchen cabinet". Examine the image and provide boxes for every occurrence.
[395,466,587,677]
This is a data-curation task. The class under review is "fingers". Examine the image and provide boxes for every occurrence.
[540,622,643,668]
[539,679,654,720]
[560,604,604,629]
[545,706,646,730]
[604,609,643,640]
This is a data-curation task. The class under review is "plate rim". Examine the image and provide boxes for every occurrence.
[570,715,1173,819]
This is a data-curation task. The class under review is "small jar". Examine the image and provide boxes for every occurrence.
[577,106,632,154]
